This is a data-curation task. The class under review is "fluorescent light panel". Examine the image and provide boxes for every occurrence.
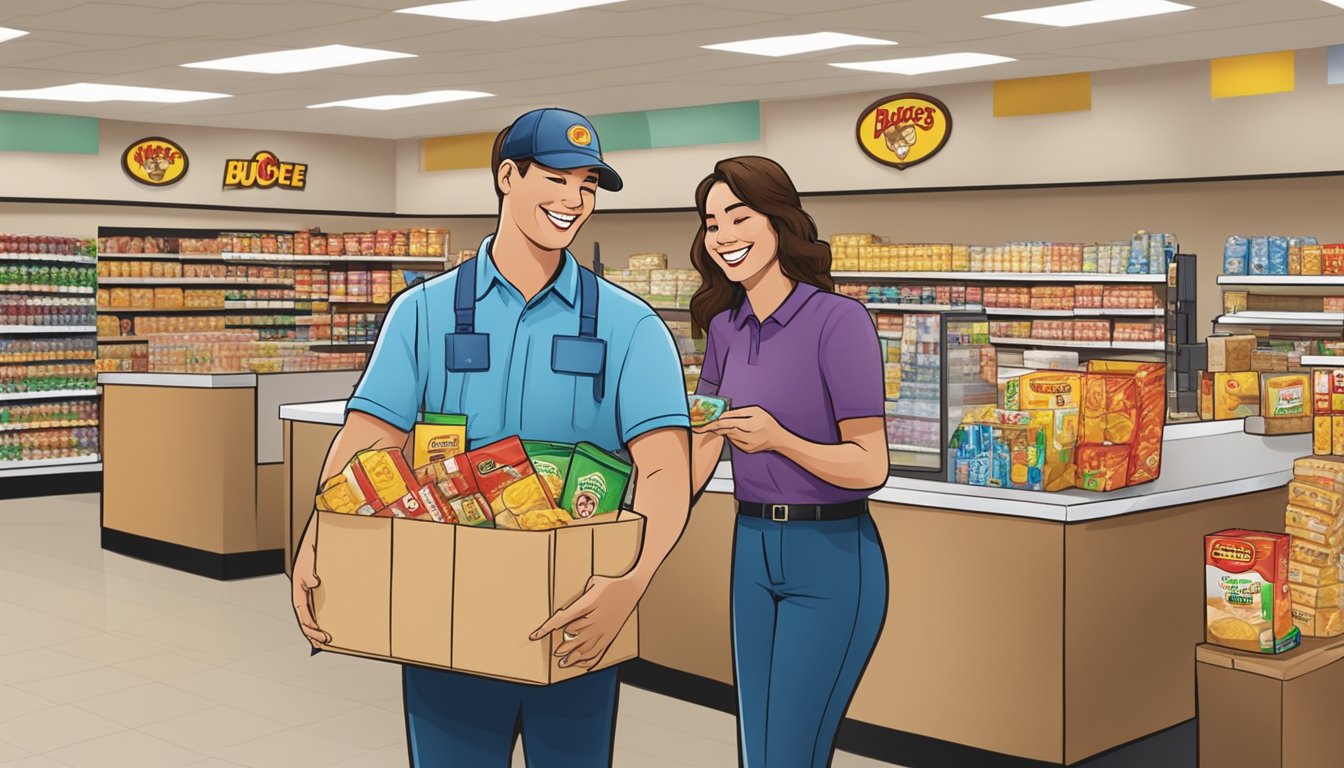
[308,89,492,110]
[703,32,896,58]
[984,0,1193,27]
[0,27,27,43]
[0,83,229,103]
[1321,0,1344,9]
[832,52,1015,75]
[182,44,414,74]
[396,0,626,22]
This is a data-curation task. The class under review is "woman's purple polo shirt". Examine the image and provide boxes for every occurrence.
[696,282,886,504]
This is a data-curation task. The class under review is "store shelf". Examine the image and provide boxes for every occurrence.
[866,303,984,312]
[0,419,99,433]
[97,336,149,343]
[97,306,229,313]
[989,337,1165,350]
[328,298,389,306]
[888,443,940,454]
[834,271,1166,284]
[0,286,96,296]
[0,325,97,334]
[97,252,184,261]
[1215,311,1344,327]
[98,278,294,287]
[221,252,447,266]
[0,390,99,402]
[986,307,1165,317]
[1217,275,1344,286]
[224,301,297,310]
[1301,356,1344,367]
[0,253,96,265]
[0,455,101,477]
[307,341,373,347]
[876,331,903,340]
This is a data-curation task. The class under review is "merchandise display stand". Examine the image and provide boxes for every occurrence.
[100,370,358,579]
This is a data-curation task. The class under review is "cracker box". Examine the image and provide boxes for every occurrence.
[1207,334,1256,373]
[313,509,645,685]
[1205,530,1300,654]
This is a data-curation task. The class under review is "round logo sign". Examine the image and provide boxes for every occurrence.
[121,137,188,187]
[567,124,592,147]
[855,93,952,171]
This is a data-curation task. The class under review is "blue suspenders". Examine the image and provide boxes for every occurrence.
[445,259,606,402]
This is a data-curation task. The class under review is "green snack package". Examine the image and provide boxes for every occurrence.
[522,440,573,503]
[560,442,633,520]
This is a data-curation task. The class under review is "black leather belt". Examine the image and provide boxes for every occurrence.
[737,499,867,522]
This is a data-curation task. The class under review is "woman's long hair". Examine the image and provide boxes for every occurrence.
[689,156,833,331]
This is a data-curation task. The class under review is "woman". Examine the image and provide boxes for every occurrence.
[688,156,890,768]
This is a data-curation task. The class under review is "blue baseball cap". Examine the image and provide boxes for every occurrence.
[500,108,623,192]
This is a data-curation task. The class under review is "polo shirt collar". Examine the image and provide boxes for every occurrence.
[732,282,819,329]
[475,234,579,307]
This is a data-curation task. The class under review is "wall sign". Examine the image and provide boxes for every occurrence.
[121,137,188,186]
[855,93,952,171]
[223,151,308,190]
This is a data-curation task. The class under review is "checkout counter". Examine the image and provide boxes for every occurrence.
[277,404,1301,767]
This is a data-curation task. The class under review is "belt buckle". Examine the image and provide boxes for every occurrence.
[771,504,788,522]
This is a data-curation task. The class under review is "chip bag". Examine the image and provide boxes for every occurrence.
[523,440,574,502]
[466,437,557,519]
[560,442,633,520]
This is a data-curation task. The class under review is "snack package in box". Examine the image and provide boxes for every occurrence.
[560,443,634,520]
[1205,530,1300,654]
[466,437,557,520]
[316,448,419,517]
[522,440,573,501]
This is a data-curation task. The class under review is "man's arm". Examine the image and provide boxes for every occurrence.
[292,411,410,647]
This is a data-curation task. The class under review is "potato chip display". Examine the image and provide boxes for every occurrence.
[1205,530,1300,654]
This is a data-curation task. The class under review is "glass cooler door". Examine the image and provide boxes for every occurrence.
[943,317,998,481]
[881,312,943,473]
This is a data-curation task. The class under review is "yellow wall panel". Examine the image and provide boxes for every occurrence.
[1211,51,1295,99]
[422,132,495,171]
[993,72,1092,117]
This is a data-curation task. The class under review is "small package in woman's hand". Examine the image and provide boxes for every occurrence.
[689,394,731,427]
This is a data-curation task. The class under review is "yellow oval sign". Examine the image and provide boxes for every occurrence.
[855,93,952,171]
[122,137,189,187]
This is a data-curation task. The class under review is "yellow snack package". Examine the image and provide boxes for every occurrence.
[413,413,468,468]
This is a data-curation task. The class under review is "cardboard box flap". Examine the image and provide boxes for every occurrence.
[1197,636,1344,680]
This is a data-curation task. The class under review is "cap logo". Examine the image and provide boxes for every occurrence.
[567,124,592,147]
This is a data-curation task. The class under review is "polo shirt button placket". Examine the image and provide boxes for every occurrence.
[748,319,760,366]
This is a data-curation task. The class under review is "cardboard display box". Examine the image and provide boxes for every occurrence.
[312,510,644,685]
[1197,636,1344,768]
[1206,334,1257,373]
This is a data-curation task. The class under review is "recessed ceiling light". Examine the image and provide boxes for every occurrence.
[703,32,897,58]
[984,0,1193,27]
[0,83,229,103]
[308,89,493,110]
[182,44,414,74]
[0,27,27,43]
[831,52,1016,76]
[1320,0,1344,8]
[396,0,626,22]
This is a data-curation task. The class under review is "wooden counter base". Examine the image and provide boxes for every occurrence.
[101,528,282,581]
[637,487,1287,767]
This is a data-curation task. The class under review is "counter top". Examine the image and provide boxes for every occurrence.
[280,402,1297,522]
[98,372,257,389]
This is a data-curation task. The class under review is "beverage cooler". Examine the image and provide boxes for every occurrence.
[873,309,998,479]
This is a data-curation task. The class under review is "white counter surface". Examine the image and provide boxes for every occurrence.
[280,402,1299,522]
[98,372,257,389]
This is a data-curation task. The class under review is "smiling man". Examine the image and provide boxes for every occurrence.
[290,108,692,766]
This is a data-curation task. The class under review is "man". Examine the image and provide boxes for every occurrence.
[290,108,692,766]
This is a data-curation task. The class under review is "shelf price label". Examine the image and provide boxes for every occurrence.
[222,151,308,191]
[855,93,952,171]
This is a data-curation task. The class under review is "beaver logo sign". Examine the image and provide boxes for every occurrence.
[122,137,188,187]
[222,151,308,191]
[855,93,952,170]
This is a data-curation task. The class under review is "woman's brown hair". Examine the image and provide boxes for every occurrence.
[689,156,832,331]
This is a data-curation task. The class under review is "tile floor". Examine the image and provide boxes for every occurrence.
[0,494,900,768]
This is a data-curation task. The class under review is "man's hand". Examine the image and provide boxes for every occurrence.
[530,573,644,669]
[702,406,790,454]
[291,523,330,647]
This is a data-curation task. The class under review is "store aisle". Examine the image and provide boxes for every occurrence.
[0,495,899,768]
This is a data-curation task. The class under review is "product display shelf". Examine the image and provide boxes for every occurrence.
[0,455,100,476]
[985,307,1165,317]
[98,306,302,314]
[0,253,97,265]
[0,419,98,433]
[1215,311,1344,327]
[0,286,96,296]
[0,325,98,334]
[1217,275,1344,286]
[0,390,99,402]
[222,252,447,267]
[1300,356,1344,366]
[866,303,983,312]
[99,278,294,287]
[988,337,1166,350]
[834,271,1167,284]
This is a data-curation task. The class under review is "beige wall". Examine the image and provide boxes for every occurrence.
[2,119,395,213]
[396,48,1344,215]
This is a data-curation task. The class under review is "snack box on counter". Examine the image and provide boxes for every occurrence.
[313,423,642,685]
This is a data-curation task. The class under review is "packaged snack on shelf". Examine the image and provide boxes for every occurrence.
[1002,372,1081,411]
[1261,373,1310,418]
[559,443,633,520]
[1303,244,1324,275]
[1248,237,1270,275]
[1291,603,1344,638]
[1222,236,1248,275]
[1292,455,1344,492]
[1207,334,1256,372]
[412,413,467,468]
[1086,360,1166,485]
[1288,480,1344,515]
[1326,244,1344,276]
[1289,559,1341,588]
[1267,236,1290,275]
[1200,371,1260,420]
[1204,530,1300,654]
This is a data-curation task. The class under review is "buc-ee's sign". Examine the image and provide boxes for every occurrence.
[222,150,308,190]
[855,93,952,170]
[122,137,189,187]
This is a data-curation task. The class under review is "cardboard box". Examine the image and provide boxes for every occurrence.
[1205,530,1300,654]
[1245,415,1312,436]
[312,510,644,685]
[1196,635,1344,768]
[1207,334,1257,373]
[1200,371,1261,420]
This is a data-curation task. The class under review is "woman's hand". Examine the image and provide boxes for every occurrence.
[703,406,792,454]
